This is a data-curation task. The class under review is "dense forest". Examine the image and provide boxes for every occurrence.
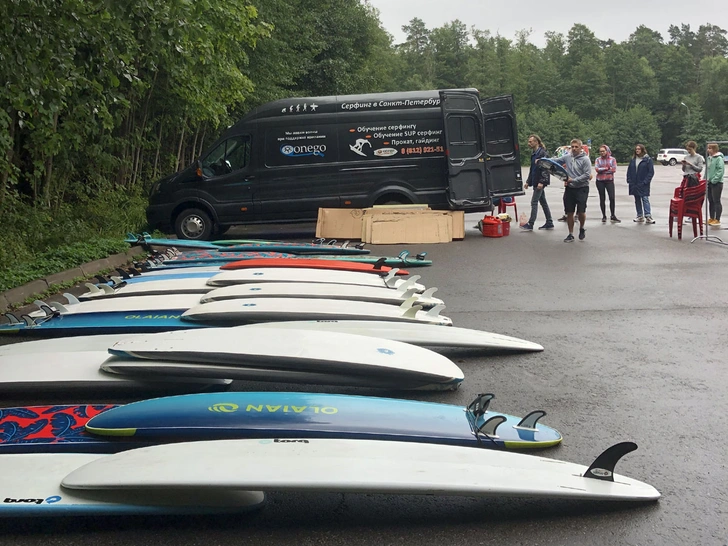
[1,0,727,288]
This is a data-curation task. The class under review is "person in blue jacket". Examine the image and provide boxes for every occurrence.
[626,144,655,224]
[521,134,553,231]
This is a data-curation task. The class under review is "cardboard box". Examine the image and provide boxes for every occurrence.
[315,208,365,239]
[316,207,465,243]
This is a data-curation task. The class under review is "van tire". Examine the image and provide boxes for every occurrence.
[212,225,231,237]
[375,196,411,206]
[175,208,213,240]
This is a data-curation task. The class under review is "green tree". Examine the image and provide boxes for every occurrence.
[430,20,471,89]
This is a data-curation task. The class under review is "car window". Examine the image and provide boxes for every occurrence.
[202,135,251,177]
[659,149,666,154]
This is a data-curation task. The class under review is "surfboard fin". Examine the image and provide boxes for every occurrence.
[584,442,638,482]
[3,312,21,325]
[372,257,387,270]
[394,275,421,291]
[21,314,37,327]
[63,293,80,305]
[425,304,445,318]
[49,301,69,314]
[415,252,427,261]
[515,410,546,431]
[397,250,410,262]
[399,297,419,310]
[33,301,55,316]
[401,304,424,318]
[383,270,398,286]
[84,283,102,295]
[467,393,495,418]
[476,415,507,438]
[420,287,438,299]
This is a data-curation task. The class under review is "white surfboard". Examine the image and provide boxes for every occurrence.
[1,453,264,516]
[80,278,213,300]
[29,294,204,317]
[100,360,457,390]
[108,328,463,387]
[0,351,232,392]
[243,321,544,352]
[200,283,444,307]
[61,438,660,502]
[0,334,136,356]
[182,298,452,326]
[208,268,426,293]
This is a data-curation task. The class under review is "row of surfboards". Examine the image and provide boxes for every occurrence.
[0,243,660,517]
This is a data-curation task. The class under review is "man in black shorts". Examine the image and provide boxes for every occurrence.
[552,139,592,242]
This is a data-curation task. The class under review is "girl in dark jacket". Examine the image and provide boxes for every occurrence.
[626,144,655,224]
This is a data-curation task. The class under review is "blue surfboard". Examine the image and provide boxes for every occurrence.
[85,392,562,449]
[0,310,204,337]
[535,157,569,181]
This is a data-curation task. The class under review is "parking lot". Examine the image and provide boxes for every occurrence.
[2,164,727,546]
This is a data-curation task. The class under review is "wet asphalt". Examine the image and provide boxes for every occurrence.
[1,164,727,545]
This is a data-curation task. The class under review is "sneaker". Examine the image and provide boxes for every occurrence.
[564,233,575,243]
[579,228,586,240]
[712,220,721,227]
[708,218,717,225]
[601,216,607,223]
[634,216,644,223]
[557,215,567,222]
[644,216,655,224]
[520,223,533,231]
[610,216,621,223]
[538,222,554,230]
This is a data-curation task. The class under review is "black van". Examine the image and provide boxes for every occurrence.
[146,89,523,240]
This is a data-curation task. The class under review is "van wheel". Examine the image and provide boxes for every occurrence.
[668,158,677,166]
[212,225,230,237]
[175,208,213,240]
[376,197,411,206]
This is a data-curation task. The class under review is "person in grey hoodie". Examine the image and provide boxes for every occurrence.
[552,139,592,242]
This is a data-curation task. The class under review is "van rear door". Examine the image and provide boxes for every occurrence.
[440,90,490,208]
[480,95,523,198]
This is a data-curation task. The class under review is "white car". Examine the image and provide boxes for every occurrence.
[656,148,688,166]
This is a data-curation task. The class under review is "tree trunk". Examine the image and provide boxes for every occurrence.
[176,116,187,172]
[153,117,164,181]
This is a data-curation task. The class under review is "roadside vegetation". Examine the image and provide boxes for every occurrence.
[1,0,727,290]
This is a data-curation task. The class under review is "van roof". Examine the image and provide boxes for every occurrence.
[234,88,479,127]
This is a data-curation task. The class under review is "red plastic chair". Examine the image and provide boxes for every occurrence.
[494,196,518,218]
[668,180,706,240]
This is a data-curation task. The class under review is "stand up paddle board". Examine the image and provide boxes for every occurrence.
[0,351,232,392]
[199,283,443,308]
[108,328,463,387]
[536,158,569,181]
[243,321,544,352]
[85,392,560,449]
[80,278,213,300]
[207,268,426,292]
[61,439,660,502]
[0,452,264,516]
[219,258,407,275]
[181,298,452,325]
[0,334,134,356]
[101,360,459,390]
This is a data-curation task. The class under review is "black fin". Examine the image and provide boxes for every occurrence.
[466,393,495,418]
[415,252,427,261]
[584,442,638,482]
[115,268,131,280]
[372,257,387,270]
[477,415,507,437]
[355,242,366,250]
[516,410,546,430]
[3,313,21,325]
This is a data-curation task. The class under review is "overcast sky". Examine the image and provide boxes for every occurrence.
[366,0,728,47]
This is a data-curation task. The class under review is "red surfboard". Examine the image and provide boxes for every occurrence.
[220,258,409,275]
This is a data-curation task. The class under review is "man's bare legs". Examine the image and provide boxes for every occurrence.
[567,212,575,234]
[577,212,586,230]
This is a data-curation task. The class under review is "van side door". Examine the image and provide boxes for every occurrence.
[440,90,490,207]
[480,95,523,198]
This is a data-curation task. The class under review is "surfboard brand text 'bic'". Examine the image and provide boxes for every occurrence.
[207,403,338,414]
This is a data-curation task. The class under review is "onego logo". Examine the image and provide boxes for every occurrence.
[208,403,239,413]
[374,148,398,157]
[4,496,62,505]
[280,144,326,158]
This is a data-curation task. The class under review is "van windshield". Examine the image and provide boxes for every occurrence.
[202,136,251,177]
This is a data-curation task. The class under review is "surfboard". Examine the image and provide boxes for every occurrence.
[207,268,426,293]
[101,360,459,390]
[0,351,232,392]
[0,404,130,454]
[27,294,204,317]
[0,334,135,356]
[80,278,213,300]
[108,328,463,386]
[219,258,408,275]
[242,321,544,352]
[0,452,264,516]
[216,243,370,256]
[85,392,561,449]
[181,298,452,325]
[61,439,660,502]
[199,283,444,308]
[536,157,569,181]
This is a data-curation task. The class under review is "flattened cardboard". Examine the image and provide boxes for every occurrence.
[362,210,454,244]
[316,208,364,239]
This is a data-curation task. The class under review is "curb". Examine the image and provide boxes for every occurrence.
[0,246,145,313]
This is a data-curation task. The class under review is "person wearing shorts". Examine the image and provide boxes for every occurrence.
[552,139,593,242]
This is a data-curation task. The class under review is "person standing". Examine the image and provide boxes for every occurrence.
[626,144,655,224]
[706,143,725,226]
[521,134,554,231]
[594,145,620,223]
[552,139,592,242]
[681,141,705,185]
